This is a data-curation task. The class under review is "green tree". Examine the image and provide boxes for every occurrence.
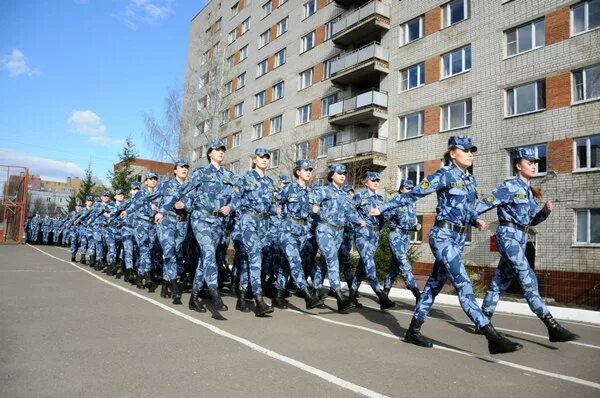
[76,163,96,206]
[66,194,78,213]
[108,137,138,195]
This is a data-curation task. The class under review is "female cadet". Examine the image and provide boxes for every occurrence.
[383,179,422,302]
[349,171,396,310]
[475,147,578,342]
[277,159,323,310]
[311,163,366,313]
[229,148,279,317]
[369,136,522,355]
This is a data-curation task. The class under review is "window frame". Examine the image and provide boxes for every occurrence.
[269,148,281,169]
[321,93,339,117]
[319,133,337,157]
[504,18,545,58]
[232,131,241,147]
[270,114,283,134]
[301,31,316,53]
[571,0,600,36]
[398,111,424,140]
[234,102,244,118]
[262,1,272,18]
[277,17,289,37]
[442,0,470,28]
[441,98,472,131]
[441,44,471,79]
[400,15,424,46]
[397,162,425,189]
[303,0,317,19]
[296,141,309,160]
[257,59,268,77]
[574,208,600,246]
[237,72,246,89]
[275,48,286,68]
[572,64,600,103]
[574,135,600,172]
[297,104,311,126]
[259,30,270,48]
[239,45,249,61]
[252,123,263,141]
[255,90,266,109]
[505,80,546,117]
[241,17,251,35]
[299,68,314,90]
[400,62,425,92]
[273,81,285,101]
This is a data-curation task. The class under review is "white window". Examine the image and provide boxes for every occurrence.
[231,161,240,175]
[233,131,241,147]
[252,123,263,140]
[270,115,283,134]
[277,17,289,36]
[296,141,309,160]
[319,133,336,156]
[398,163,425,188]
[321,93,339,117]
[224,81,233,95]
[239,45,248,61]
[506,81,546,117]
[280,0,288,4]
[441,99,472,130]
[221,109,229,124]
[255,90,266,108]
[304,0,317,19]
[237,72,246,88]
[262,1,272,18]
[398,111,423,140]
[241,17,250,35]
[442,0,470,28]
[227,55,234,68]
[269,149,280,168]
[572,0,600,36]
[400,16,423,45]
[259,30,270,48]
[323,55,339,79]
[442,45,471,78]
[231,2,239,16]
[326,16,341,40]
[508,144,547,175]
[257,59,268,77]
[575,209,600,244]
[235,102,244,118]
[297,104,311,125]
[505,19,545,57]
[273,81,284,101]
[573,64,600,102]
[275,48,286,67]
[299,68,313,90]
[301,31,315,53]
[227,29,236,45]
[575,135,600,171]
[400,62,425,91]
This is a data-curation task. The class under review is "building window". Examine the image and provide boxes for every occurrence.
[575,209,600,244]
[442,0,470,28]
[259,30,270,48]
[319,133,336,156]
[221,109,229,125]
[277,17,288,36]
[241,17,250,35]
[505,18,545,57]
[301,31,315,53]
[400,62,425,91]
[252,123,263,141]
[398,163,425,188]
[323,55,339,79]
[573,64,600,103]
[269,149,280,168]
[400,15,423,45]
[275,48,286,67]
[257,59,268,77]
[398,111,423,140]
[575,135,600,171]
[296,141,309,160]
[572,0,600,36]
[304,0,317,19]
[227,55,234,68]
[255,90,266,109]
[227,29,236,45]
[321,93,339,117]
[442,45,471,78]
[237,72,246,89]
[231,2,239,16]
[270,115,283,134]
[233,131,241,147]
[409,215,424,243]
[506,81,545,117]
[273,81,285,101]
[235,102,244,118]
[299,68,313,90]
[195,121,209,136]
[297,104,311,125]
[262,1,272,18]
[441,99,472,131]
[224,81,232,95]
[508,144,547,176]
[231,161,240,175]
[325,16,341,40]
[239,45,248,61]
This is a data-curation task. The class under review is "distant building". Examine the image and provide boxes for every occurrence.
[114,158,174,184]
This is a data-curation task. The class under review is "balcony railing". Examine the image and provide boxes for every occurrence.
[327,137,387,161]
[331,0,391,38]
[328,89,388,117]
[330,42,388,76]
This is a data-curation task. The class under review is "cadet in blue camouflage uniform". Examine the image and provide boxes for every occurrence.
[41,216,51,244]
[229,148,278,316]
[76,196,95,264]
[312,164,366,313]
[187,140,234,313]
[69,204,82,261]
[268,174,291,307]
[476,147,578,343]
[349,172,395,310]
[104,189,127,276]
[89,191,112,270]
[120,182,139,282]
[383,179,421,302]
[338,185,355,288]
[371,136,522,354]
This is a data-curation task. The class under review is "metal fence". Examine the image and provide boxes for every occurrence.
[0,165,29,244]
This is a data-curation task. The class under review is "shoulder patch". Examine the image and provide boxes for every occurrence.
[485,195,495,203]
[420,180,430,190]
[514,193,527,200]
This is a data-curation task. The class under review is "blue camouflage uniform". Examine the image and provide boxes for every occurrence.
[68,208,81,256]
[41,216,51,243]
[121,183,140,272]
[90,193,113,264]
[105,191,127,270]
[339,185,355,285]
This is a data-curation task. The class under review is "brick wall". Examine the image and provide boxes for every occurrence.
[545,6,570,46]
[546,72,571,110]
[424,106,440,135]
[548,138,573,174]
[425,56,440,85]
[424,7,440,36]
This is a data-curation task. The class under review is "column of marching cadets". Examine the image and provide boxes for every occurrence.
[25,136,579,355]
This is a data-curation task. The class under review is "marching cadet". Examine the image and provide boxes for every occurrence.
[370,136,522,355]
[119,182,140,282]
[68,204,82,261]
[475,147,578,343]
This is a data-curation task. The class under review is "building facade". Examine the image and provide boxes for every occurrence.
[113,159,174,184]
[181,0,600,306]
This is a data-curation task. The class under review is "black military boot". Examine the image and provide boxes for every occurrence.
[135,273,144,289]
[145,273,157,293]
[404,317,433,348]
[189,290,207,313]
[273,290,288,309]
[160,280,170,298]
[334,291,353,313]
[481,323,523,354]
[302,288,323,310]
[71,254,76,262]
[347,286,363,308]
[474,310,493,334]
[254,293,274,317]
[236,289,251,313]
[376,290,396,310]
[171,280,182,305]
[208,288,228,311]
[115,267,123,279]
[105,264,114,276]
[383,286,391,296]
[80,254,86,264]
[89,257,96,269]
[541,314,579,342]
[410,287,421,302]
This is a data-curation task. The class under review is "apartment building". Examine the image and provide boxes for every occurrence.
[181,0,600,306]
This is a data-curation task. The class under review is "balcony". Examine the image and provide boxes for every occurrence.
[327,137,387,167]
[328,89,388,126]
[330,42,389,86]
[334,0,363,6]
[331,0,391,47]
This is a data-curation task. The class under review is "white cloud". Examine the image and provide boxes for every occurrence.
[118,0,174,30]
[1,49,40,78]
[0,149,85,181]
[67,109,122,146]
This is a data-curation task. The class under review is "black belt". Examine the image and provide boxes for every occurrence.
[391,227,410,234]
[137,217,154,225]
[196,209,221,218]
[434,220,468,235]
[286,216,306,226]
[242,211,268,220]
[166,213,188,222]
[499,221,529,233]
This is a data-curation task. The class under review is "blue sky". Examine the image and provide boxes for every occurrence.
[0,0,207,186]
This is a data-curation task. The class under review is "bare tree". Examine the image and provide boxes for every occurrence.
[142,87,182,162]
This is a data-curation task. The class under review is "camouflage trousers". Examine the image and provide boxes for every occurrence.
[104,228,121,266]
[314,222,345,293]
[133,220,159,276]
[352,226,383,293]
[190,215,224,291]
[121,226,135,270]
[156,217,188,281]
[385,229,418,291]
[69,228,79,255]
[279,221,311,291]
[237,214,269,295]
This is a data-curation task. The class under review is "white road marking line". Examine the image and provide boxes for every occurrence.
[0,269,79,272]
[28,245,388,398]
